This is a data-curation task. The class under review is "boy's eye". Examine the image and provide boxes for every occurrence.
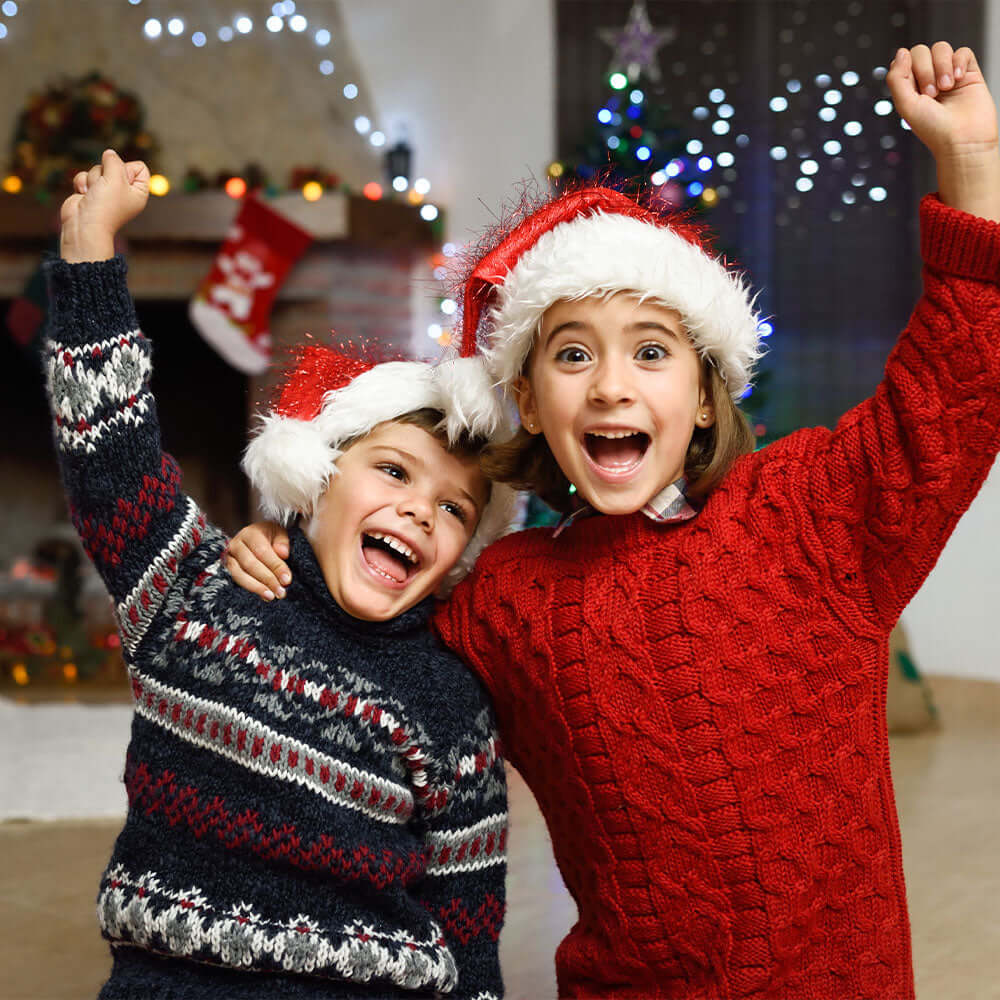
[636,343,669,362]
[377,463,407,481]
[554,346,591,364]
[440,500,468,523]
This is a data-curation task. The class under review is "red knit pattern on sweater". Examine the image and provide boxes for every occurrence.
[436,196,1000,999]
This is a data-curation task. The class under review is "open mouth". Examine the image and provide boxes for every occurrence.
[360,531,420,585]
[583,430,650,476]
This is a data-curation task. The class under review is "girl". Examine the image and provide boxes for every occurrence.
[226,43,1000,999]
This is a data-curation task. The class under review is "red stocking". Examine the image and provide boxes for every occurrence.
[189,196,313,373]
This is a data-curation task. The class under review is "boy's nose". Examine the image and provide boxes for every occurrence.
[399,493,434,530]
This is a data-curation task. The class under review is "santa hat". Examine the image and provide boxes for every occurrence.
[242,346,516,593]
[458,186,763,400]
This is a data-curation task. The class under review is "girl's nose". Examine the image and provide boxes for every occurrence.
[587,358,635,406]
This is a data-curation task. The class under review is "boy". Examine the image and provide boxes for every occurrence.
[45,150,512,999]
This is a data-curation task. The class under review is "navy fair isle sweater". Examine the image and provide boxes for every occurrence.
[43,256,507,1000]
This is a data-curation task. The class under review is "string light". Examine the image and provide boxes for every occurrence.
[235,16,253,34]
[407,189,423,206]
[392,175,408,192]
[302,180,323,201]
[609,72,628,90]
[2,174,22,193]
[362,181,382,200]
[143,18,161,38]
[224,176,247,198]
[167,17,184,36]
[149,173,170,196]
[420,204,439,221]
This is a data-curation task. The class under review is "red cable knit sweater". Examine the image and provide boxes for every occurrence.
[436,196,1000,999]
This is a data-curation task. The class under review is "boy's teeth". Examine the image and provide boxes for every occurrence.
[368,532,417,564]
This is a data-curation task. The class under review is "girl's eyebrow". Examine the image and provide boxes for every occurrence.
[543,318,683,346]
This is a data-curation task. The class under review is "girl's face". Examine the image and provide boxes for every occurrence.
[515,293,714,516]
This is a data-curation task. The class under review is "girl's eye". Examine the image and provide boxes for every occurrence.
[636,343,669,363]
[440,501,467,523]
[377,463,407,482]
[555,346,591,364]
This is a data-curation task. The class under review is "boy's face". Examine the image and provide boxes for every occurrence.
[515,293,715,516]
[307,421,488,621]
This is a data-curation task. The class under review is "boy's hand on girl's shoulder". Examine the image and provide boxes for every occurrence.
[888,42,1000,220]
[224,522,293,601]
[60,149,151,263]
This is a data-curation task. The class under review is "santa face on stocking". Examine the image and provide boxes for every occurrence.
[189,197,312,374]
[211,242,277,322]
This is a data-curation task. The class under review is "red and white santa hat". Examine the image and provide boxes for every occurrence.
[458,185,763,400]
[242,346,515,593]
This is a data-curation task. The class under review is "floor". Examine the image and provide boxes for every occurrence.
[1,676,998,999]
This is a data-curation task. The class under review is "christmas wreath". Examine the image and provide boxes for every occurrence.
[9,71,159,196]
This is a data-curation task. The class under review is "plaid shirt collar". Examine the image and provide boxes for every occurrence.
[552,477,698,538]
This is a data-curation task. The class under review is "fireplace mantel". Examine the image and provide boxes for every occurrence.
[0,190,438,299]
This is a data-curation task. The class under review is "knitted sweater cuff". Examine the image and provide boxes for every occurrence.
[43,254,138,346]
[920,193,1000,281]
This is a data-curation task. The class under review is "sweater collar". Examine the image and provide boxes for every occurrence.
[552,476,699,538]
[287,524,434,636]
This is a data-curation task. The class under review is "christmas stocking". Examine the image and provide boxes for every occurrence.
[189,196,313,374]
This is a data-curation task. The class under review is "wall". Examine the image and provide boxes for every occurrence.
[0,0,381,190]
[338,1,556,247]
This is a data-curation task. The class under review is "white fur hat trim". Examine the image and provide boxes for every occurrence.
[483,210,763,400]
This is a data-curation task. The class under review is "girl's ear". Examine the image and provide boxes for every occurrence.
[513,375,542,434]
[696,392,716,429]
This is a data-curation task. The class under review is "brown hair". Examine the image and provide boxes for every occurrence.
[340,408,491,465]
[481,362,755,512]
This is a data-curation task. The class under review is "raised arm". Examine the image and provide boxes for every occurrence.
[45,150,218,653]
[794,45,1000,626]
